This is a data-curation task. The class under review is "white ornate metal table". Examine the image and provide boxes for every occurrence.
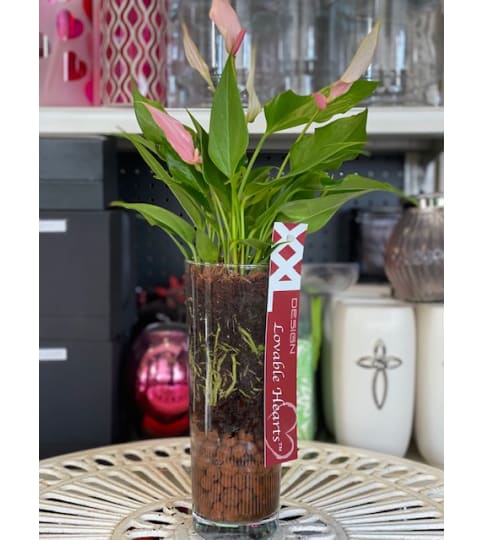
[39,437,444,539]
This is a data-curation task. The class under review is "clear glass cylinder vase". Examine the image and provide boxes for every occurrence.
[185,262,280,538]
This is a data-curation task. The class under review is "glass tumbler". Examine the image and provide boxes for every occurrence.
[407,0,443,105]
[343,0,411,104]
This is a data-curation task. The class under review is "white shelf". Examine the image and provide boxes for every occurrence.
[39,106,443,138]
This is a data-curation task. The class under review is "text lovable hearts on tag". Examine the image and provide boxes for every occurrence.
[265,401,298,461]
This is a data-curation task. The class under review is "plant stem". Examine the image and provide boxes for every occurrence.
[211,190,230,260]
[239,132,269,197]
[237,133,270,264]
[230,180,239,265]
[274,112,319,181]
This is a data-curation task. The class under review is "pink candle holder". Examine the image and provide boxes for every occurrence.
[131,323,189,438]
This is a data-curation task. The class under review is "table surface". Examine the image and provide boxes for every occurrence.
[39,437,444,539]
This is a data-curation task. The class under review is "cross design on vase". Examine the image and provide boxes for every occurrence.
[356,339,402,410]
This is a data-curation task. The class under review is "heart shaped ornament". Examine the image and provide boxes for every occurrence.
[56,9,84,40]
[64,50,87,80]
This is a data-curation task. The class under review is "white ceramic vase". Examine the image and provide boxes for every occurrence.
[414,303,444,468]
[331,298,416,456]
[321,284,392,436]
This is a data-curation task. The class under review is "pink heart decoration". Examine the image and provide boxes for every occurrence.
[64,51,87,81]
[265,401,298,461]
[56,9,84,40]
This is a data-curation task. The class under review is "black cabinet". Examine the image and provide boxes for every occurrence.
[39,209,135,341]
[39,136,118,210]
[39,340,126,459]
[39,136,137,459]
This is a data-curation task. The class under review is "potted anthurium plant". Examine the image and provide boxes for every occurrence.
[112,0,408,537]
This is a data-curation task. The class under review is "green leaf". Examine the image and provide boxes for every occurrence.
[278,175,407,233]
[264,80,378,135]
[290,110,368,174]
[312,81,378,124]
[324,174,411,198]
[122,132,170,181]
[261,170,330,192]
[131,82,167,145]
[264,91,313,134]
[160,136,208,195]
[131,80,166,112]
[287,171,330,201]
[188,112,230,209]
[231,238,272,264]
[110,201,196,259]
[208,55,249,178]
[121,132,206,228]
[195,229,218,263]
[243,166,274,203]
[231,238,270,251]
[111,201,195,240]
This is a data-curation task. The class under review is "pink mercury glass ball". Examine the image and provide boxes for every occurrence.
[133,324,189,434]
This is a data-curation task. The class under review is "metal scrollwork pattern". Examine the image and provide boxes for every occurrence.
[40,437,443,539]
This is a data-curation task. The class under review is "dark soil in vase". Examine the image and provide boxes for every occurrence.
[186,263,281,526]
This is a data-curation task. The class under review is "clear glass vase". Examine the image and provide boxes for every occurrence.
[384,193,444,302]
[185,262,280,538]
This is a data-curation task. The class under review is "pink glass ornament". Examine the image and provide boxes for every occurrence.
[132,323,189,437]
[99,0,168,105]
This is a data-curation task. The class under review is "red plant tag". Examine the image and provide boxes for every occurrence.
[264,222,307,467]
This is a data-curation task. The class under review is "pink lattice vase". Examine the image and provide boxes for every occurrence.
[99,0,168,105]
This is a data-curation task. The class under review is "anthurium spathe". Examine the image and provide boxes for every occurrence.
[181,19,215,93]
[209,0,246,55]
[112,3,412,266]
[246,44,262,122]
[312,92,328,110]
[144,103,202,166]
[328,19,381,101]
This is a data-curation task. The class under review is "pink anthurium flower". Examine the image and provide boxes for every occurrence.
[209,0,246,56]
[312,92,328,110]
[328,19,381,102]
[144,104,202,166]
